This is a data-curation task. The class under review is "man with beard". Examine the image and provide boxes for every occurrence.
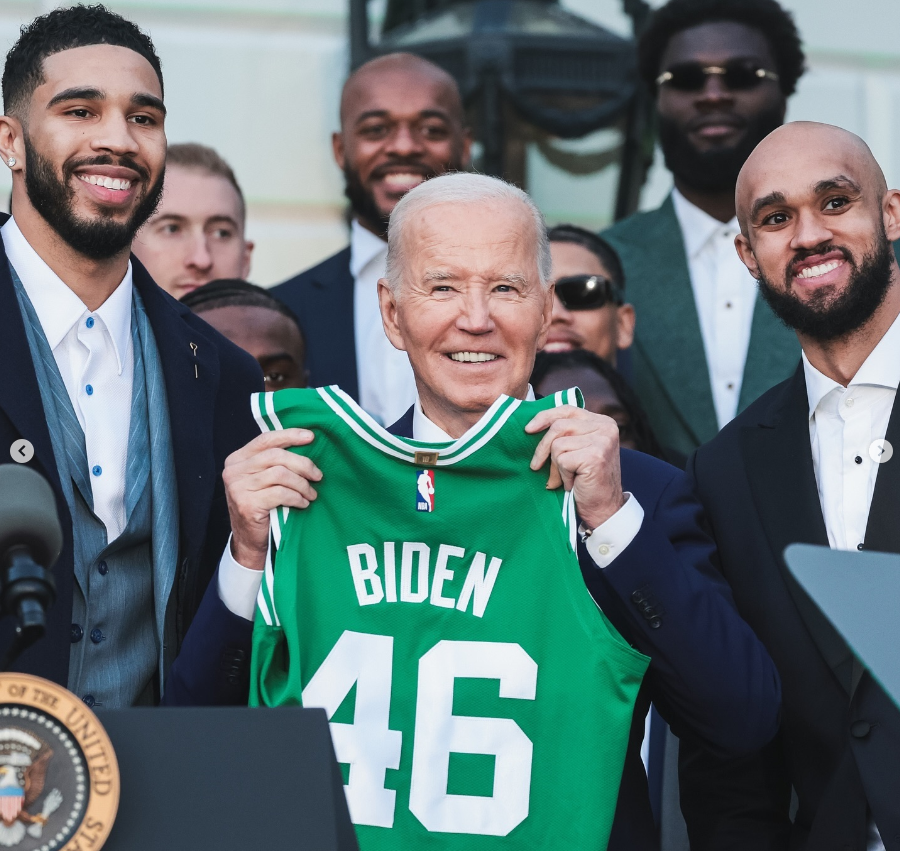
[603,0,805,458]
[680,122,900,850]
[0,5,262,707]
[272,53,470,426]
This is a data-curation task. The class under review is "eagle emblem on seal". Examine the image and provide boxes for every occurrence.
[0,728,62,847]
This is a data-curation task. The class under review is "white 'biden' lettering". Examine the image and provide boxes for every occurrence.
[346,541,503,617]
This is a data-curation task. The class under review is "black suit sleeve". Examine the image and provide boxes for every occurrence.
[581,457,782,756]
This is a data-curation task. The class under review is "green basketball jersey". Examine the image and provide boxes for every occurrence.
[250,385,648,850]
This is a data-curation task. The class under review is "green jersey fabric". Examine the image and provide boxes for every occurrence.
[250,385,648,850]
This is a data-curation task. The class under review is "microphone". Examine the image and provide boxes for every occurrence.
[0,464,62,667]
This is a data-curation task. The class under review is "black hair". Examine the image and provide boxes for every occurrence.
[637,0,805,96]
[180,279,304,337]
[3,4,163,117]
[546,224,626,291]
[531,349,666,461]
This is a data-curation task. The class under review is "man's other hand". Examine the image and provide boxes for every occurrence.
[223,429,322,571]
[526,406,625,530]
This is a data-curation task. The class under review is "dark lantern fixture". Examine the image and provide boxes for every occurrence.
[349,0,654,222]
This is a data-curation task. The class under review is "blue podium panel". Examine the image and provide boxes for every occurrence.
[97,706,358,851]
[784,543,900,708]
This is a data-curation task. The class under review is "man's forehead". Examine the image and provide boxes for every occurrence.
[745,154,865,208]
[663,21,774,64]
[38,44,162,99]
[343,68,457,121]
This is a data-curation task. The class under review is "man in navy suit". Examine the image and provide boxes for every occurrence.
[271,52,470,426]
[0,6,262,706]
[170,173,780,850]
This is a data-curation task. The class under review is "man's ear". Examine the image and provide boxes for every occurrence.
[615,303,636,351]
[0,115,25,176]
[735,233,761,280]
[332,131,346,171]
[460,127,473,170]
[535,282,555,350]
[378,278,407,352]
[241,240,255,279]
[882,188,900,243]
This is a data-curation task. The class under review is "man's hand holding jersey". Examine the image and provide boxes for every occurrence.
[527,405,627,530]
[223,429,322,571]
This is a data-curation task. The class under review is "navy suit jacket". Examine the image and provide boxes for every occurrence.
[0,216,263,690]
[168,402,780,848]
[271,247,359,400]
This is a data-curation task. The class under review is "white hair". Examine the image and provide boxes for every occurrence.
[384,172,552,292]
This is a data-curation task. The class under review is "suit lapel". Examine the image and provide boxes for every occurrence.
[627,196,718,445]
[742,366,855,692]
[738,293,801,412]
[0,238,60,491]
[863,393,900,554]
[132,261,218,561]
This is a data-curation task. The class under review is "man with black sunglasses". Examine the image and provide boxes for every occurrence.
[604,0,804,459]
[544,224,635,365]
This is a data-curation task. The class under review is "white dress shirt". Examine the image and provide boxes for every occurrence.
[2,217,134,541]
[671,189,759,430]
[805,312,900,552]
[350,220,417,426]
[804,312,900,851]
[219,387,645,619]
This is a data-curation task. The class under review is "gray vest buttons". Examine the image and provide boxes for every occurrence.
[71,624,83,643]
[90,629,105,644]
[82,694,95,707]
[97,560,108,576]
[850,720,871,738]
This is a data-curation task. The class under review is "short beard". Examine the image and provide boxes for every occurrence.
[23,134,164,261]
[658,104,784,193]
[344,162,390,238]
[757,228,895,342]
[343,152,464,238]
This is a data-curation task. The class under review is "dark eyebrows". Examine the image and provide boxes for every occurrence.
[813,174,861,195]
[354,107,451,125]
[750,191,787,222]
[47,86,104,108]
[132,93,166,115]
[46,87,166,115]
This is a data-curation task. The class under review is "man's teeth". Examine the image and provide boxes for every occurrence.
[797,260,841,280]
[77,174,132,191]
[449,352,498,363]
[383,172,424,187]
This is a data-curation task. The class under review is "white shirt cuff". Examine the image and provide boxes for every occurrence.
[217,534,264,621]
[583,492,644,568]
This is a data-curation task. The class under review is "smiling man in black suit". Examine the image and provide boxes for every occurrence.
[0,5,262,707]
[271,52,471,426]
[680,122,900,851]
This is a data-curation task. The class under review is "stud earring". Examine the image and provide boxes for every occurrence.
[6,158,15,168]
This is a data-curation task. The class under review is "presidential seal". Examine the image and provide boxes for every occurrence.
[0,675,118,851]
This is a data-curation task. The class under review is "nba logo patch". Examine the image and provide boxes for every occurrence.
[416,469,435,512]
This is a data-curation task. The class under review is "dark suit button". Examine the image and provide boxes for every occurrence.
[98,560,108,576]
[71,624,83,643]
[857,543,864,551]
[649,617,662,629]
[850,720,871,738]
[90,628,105,644]
[82,694,95,708]
[631,590,644,603]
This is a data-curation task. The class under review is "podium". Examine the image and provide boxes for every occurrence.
[784,543,900,707]
[96,706,358,851]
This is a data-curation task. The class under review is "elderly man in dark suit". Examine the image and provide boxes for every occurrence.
[680,122,900,851]
[0,7,262,706]
[170,172,780,851]
[271,52,470,426]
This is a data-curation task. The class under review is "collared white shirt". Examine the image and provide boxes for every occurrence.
[805,312,900,551]
[220,387,644,619]
[803,314,900,851]
[671,189,759,430]
[350,219,417,426]
[3,217,134,541]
